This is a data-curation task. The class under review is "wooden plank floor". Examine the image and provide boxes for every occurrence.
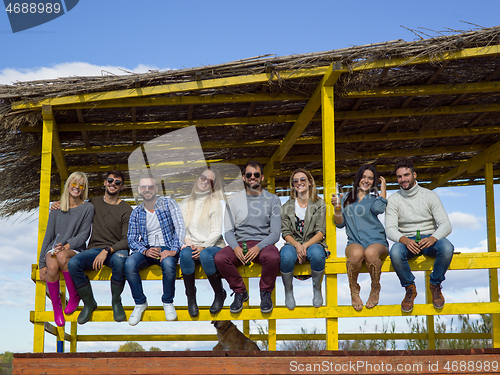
[13,349,500,374]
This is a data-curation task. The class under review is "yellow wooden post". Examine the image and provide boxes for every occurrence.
[33,105,56,353]
[268,317,277,351]
[243,277,250,338]
[322,82,338,350]
[424,270,436,349]
[70,322,78,352]
[266,176,277,351]
[485,162,500,347]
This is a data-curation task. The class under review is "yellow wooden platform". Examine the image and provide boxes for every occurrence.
[30,251,500,352]
[13,349,500,375]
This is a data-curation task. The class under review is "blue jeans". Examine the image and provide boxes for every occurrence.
[280,243,326,273]
[389,235,454,287]
[179,246,221,276]
[68,248,128,288]
[124,247,179,305]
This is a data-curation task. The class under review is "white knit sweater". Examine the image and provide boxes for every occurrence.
[180,191,225,248]
[385,182,452,243]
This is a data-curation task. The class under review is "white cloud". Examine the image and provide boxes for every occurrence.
[435,188,467,198]
[0,62,162,85]
[0,212,39,272]
[454,237,500,253]
[448,211,482,231]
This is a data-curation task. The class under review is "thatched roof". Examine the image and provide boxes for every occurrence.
[1,25,500,217]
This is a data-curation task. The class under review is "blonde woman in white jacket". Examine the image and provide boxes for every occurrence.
[179,168,225,317]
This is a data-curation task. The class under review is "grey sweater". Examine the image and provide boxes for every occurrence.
[39,201,94,268]
[224,189,281,250]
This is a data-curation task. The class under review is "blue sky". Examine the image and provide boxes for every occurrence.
[0,0,499,354]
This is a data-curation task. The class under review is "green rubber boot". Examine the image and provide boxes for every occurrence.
[76,282,97,324]
[111,282,126,322]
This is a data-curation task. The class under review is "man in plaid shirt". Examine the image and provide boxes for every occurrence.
[125,174,186,326]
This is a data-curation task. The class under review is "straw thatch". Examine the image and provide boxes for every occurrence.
[1,25,500,217]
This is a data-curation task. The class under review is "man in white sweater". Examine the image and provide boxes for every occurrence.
[385,159,454,313]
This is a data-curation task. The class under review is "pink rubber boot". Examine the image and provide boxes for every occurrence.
[47,280,65,327]
[62,271,80,314]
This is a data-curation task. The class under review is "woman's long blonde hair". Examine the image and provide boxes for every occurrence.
[183,168,223,228]
[289,168,319,203]
[60,172,89,212]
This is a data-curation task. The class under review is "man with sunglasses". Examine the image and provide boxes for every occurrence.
[66,170,133,324]
[215,161,281,314]
[125,174,185,325]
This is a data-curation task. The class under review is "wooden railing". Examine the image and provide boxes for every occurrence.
[30,252,500,352]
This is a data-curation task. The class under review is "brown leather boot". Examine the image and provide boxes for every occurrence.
[430,283,445,309]
[346,260,363,311]
[401,284,417,312]
[365,259,382,309]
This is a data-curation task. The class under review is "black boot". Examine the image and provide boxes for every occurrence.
[183,273,199,317]
[111,282,126,322]
[207,272,226,314]
[76,282,97,325]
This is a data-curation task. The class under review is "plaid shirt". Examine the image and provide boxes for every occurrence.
[127,196,186,254]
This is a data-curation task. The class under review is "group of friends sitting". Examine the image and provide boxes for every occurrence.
[38,158,454,327]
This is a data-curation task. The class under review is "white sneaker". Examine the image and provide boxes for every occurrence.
[129,303,148,326]
[163,303,177,321]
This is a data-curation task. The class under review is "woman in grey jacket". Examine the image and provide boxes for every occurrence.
[39,172,94,326]
[280,168,327,309]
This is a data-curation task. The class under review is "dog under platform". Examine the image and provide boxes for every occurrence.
[13,348,500,375]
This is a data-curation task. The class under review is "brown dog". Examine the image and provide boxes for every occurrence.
[211,320,260,351]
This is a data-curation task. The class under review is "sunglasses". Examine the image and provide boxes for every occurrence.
[70,180,85,189]
[107,177,123,186]
[139,185,156,191]
[245,172,261,179]
[199,174,214,184]
[292,177,308,185]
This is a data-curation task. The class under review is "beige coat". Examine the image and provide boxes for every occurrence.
[280,198,327,248]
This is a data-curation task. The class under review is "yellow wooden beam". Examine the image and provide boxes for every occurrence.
[42,106,69,183]
[335,102,500,120]
[350,44,500,72]
[21,103,500,134]
[34,252,500,282]
[39,136,319,155]
[33,249,500,287]
[467,141,500,173]
[23,114,302,132]
[345,80,500,98]
[276,160,469,177]
[31,301,500,321]
[485,163,500,348]
[336,125,500,143]
[52,92,306,110]
[33,137,488,159]
[12,67,329,110]
[47,155,317,176]
[429,140,500,189]
[47,161,496,193]
[263,62,343,177]
[59,331,491,343]
[352,144,487,160]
